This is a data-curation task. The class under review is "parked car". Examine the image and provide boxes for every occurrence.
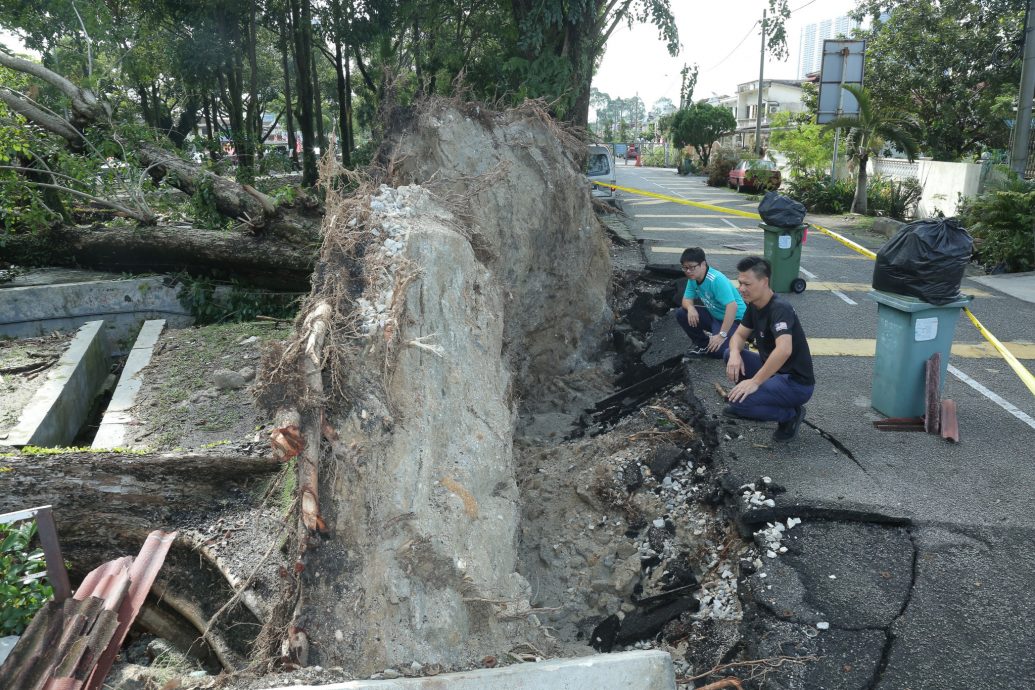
[728,159,781,192]
[586,144,618,206]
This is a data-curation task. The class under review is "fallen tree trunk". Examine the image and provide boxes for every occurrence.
[1,224,316,291]
[0,452,282,566]
[135,142,320,237]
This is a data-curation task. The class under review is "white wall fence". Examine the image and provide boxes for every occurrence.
[870,158,985,218]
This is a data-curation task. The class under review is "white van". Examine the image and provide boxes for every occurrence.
[586,144,619,207]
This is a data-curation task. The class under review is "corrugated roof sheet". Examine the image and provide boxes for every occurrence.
[0,530,176,690]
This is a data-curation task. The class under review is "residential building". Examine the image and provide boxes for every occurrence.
[797,14,861,78]
[716,79,806,152]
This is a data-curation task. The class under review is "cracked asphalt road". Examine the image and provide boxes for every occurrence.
[615,168,1035,689]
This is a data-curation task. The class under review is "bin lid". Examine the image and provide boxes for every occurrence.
[868,290,973,311]
[758,223,806,232]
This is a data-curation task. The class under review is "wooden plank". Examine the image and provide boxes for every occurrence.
[925,353,941,435]
[940,399,960,443]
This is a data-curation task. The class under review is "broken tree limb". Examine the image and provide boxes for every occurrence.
[135,142,284,231]
[0,52,109,126]
[0,56,321,234]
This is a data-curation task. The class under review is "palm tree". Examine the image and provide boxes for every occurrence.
[824,84,919,215]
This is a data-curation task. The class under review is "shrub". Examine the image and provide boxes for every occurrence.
[704,147,740,187]
[1,520,54,635]
[786,173,855,213]
[958,175,1035,272]
[867,175,923,220]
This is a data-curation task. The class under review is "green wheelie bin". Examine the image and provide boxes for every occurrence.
[869,290,973,418]
[760,223,807,293]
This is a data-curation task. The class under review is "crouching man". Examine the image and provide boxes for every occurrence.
[676,247,746,358]
[724,256,815,441]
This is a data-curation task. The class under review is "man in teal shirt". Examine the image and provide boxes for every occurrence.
[676,247,746,358]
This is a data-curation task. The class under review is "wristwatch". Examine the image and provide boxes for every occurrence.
[719,330,728,338]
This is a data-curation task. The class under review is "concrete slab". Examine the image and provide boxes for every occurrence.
[970,271,1035,304]
[92,320,166,449]
[4,320,110,447]
[0,276,191,348]
[263,651,675,690]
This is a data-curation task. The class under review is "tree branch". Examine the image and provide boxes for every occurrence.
[0,51,107,122]
[0,89,79,142]
[353,45,378,94]
[16,179,156,224]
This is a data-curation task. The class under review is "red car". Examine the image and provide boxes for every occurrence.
[728,159,781,193]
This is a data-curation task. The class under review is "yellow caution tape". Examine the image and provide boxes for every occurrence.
[963,307,1035,396]
[593,182,760,220]
[596,180,1035,398]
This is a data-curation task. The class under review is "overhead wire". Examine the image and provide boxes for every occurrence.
[707,20,761,71]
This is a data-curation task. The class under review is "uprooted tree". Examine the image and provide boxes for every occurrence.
[0,97,617,679]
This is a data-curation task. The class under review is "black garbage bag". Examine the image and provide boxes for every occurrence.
[758,191,807,228]
[871,218,973,305]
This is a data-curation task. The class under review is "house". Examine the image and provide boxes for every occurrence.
[714,79,806,152]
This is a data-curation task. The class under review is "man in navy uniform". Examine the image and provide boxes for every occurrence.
[724,256,815,441]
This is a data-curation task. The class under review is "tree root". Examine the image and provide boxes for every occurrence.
[176,533,267,623]
[151,582,244,672]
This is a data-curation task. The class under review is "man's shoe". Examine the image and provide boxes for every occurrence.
[773,405,806,442]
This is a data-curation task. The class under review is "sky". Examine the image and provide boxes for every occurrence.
[592,0,859,112]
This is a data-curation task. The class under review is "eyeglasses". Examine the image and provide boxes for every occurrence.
[682,263,701,273]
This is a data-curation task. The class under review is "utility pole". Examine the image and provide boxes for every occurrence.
[1011,0,1035,177]
[755,9,766,155]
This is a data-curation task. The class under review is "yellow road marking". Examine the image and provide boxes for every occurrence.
[635,214,745,218]
[649,246,871,260]
[642,226,751,233]
[809,338,1035,360]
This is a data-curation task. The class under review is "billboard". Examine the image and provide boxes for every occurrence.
[817,39,865,124]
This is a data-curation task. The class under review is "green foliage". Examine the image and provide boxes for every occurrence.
[188,176,231,231]
[177,274,301,324]
[866,175,923,221]
[853,0,1023,160]
[769,111,834,178]
[787,172,923,220]
[786,173,857,214]
[745,163,781,192]
[0,520,53,635]
[958,175,1035,272]
[703,147,740,187]
[670,104,737,168]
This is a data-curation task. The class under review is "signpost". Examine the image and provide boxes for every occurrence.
[818,39,865,180]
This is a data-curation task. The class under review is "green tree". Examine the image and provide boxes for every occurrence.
[769,110,834,177]
[670,102,737,167]
[509,0,679,126]
[852,0,1023,160]
[822,84,919,215]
